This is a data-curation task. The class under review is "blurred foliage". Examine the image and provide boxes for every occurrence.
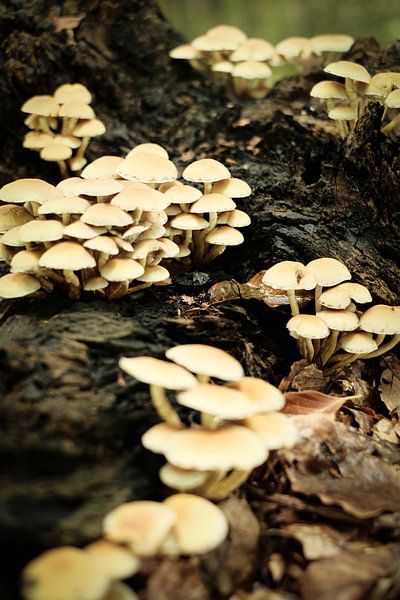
[158,0,400,46]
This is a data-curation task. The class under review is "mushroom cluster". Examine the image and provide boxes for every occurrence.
[262,258,400,370]
[0,145,251,300]
[22,83,105,177]
[22,492,228,599]
[120,344,298,500]
[311,62,400,137]
[170,26,354,99]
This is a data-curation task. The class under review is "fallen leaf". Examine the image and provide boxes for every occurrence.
[282,523,349,560]
[379,357,400,413]
[202,497,259,596]
[279,359,309,392]
[282,420,400,518]
[373,418,399,444]
[144,558,209,600]
[300,549,392,600]
[283,390,354,415]
[291,363,327,392]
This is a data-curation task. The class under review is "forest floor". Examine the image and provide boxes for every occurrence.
[0,1,400,599]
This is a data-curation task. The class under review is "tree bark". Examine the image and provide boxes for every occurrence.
[0,1,400,598]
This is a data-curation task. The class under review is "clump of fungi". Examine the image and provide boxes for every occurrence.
[0,144,251,300]
[22,83,105,177]
[120,344,298,500]
[170,26,354,99]
[21,493,228,599]
[262,258,400,371]
[311,61,400,137]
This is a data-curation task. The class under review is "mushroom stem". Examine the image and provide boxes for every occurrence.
[200,413,222,429]
[314,284,323,312]
[76,136,90,159]
[375,333,385,346]
[125,282,152,295]
[196,470,225,495]
[149,384,181,425]
[382,113,400,134]
[197,374,209,384]
[204,469,250,500]
[325,353,360,374]
[287,288,300,316]
[203,182,213,194]
[57,160,68,179]
[356,334,400,360]
[202,244,226,265]
[304,337,315,362]
[63,269,81,299]
[320,330,340,365]
[39,116,52,134]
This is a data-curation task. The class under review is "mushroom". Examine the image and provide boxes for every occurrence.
[231,61,272,99]
[305,257,351,312]
[286,314,330,361]
[119,355,198,424]
[182,159,231,195]
[0,272,41,299]
[38,241,96,298]
[262,261,316,316]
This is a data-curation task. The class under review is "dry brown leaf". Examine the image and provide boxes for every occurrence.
[300,549,392,600]
[282,420,400,518]
[144,558,209,600]
[291,363,327,392]
[201,497,259,596]
[283,390,353,415]
[379,357,400,413]
[373,417,399,444]
[279,359,310,392]
[282,523,350,560]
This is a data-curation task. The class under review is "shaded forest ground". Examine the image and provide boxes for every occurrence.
[0,1,400,599]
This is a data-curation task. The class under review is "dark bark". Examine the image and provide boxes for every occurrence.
[0,1,400,598]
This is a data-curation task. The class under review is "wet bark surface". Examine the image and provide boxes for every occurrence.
[0,1,400,598]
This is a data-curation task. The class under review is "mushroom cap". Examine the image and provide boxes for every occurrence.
[21,546,110,600]
[211,61,234,74]
[163,184,202,205]
[119,356,198,389]
[21,95,60,117]
[19,219,65,243]
[190,193,236,213]
[126,143,169,160]
[116,154,178,184]
[316,309,359,331]
[40,144,73,162]
[306,257,351,287]
[103,583,139,600]
[328,105,357,121]
[76,178,123,197]
[310,34,354,54]
[169,44,202,60]
[165,425,268,471]
[59,101,95,119]
[103,501,176,557]
[130,239,165,259]
[72,118,106,137]
[340,331,378,354]
[63,220,105,240]
[23,132,54,149]
[182,159,231,184]
[54,83,92,104]
[319,282,372,309]
[38,195,90,216]
[211,177,252,198]
[0,272,41,298]
[206,24,247,44]
[0,204,33,232]
[158,238,180,258]
[359,304,400,335]
[159,181,184,193]
[205,226,244,246]
[81,156,123,179]
[100,258,144,281]
[85,539,139,580]
[324,60,371,83]
[83,235,119,255]
[137,265,170,283]
[162,494,229,556]
[83,276,109,291]
[275,36,312,59]
[159,464,209,491]
[170,213,209,230]
[111,182,169,211]
[217,209,251,227]
[241,413,299,450]
[81,204,133,227]
[1,225,24,247]
[142,423,183,454]
[287,314,330,339]
[232,61,272,79]
[385,89,400,108]
[39,242,96,270]
[70,156,88,172]
[177,384,258,419]
[231,38,275,62]
[262,261,316,291]
[10,248,44,273]
[166,344,244,380]
[227,377,285,411]
[0,179,62,205]
[310,80,348,100]
[192,34,239,52]
[56,177,85,196]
